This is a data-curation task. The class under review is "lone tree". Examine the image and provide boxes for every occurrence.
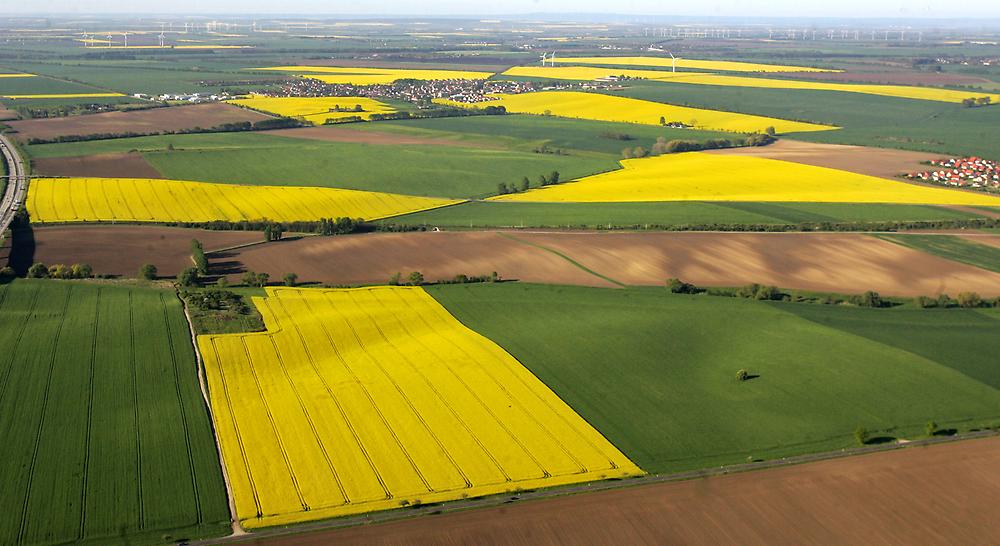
[520,176,530,192]
[283,272,298,287]
[735,369,750,382]
[549,171,560,184]
[139,263,158,280]
[408,271,424,286]
[659,115,666,125]
[925,420,938,436]
[854,426,870,446]
[71,263,93,279]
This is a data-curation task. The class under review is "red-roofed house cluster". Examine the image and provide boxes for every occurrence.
[905,157,999,192]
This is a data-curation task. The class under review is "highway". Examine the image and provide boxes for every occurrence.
[0,132,27,235]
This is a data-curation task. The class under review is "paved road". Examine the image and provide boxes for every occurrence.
[0,133,27,234]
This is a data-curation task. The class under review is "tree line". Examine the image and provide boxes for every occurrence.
[24,117,305,145]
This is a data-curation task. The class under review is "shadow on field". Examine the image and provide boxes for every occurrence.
[8,227,35,276]
[863,436,897,446]
[210,250,246,277]
[933,428,959,437]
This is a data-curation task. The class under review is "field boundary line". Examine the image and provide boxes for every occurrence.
[190,429,1000,546]
[497,231,626,287]
[179,293,247,537]
[128,291,146,529]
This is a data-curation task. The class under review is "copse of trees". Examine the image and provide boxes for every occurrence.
[24,262,93,279]
[623,133,776,159]
[177,267,199,287]
[961,96,993,108]
[25,117,305,145]
[242,271,270,288]
[139,263,158,281]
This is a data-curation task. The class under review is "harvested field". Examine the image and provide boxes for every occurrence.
[6,103,272,141]
[958,233,1000,249]
[250,436,1000,546]
[18,225,262,277]
[210,231,620,288]
[512,231,1000,296]
[706,139,938,180]
[267,125,500,148]
[32,152,163,178]
[211,231,1000,296]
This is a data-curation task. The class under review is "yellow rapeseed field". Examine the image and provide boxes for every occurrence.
[27,177,460,223]
[1,93,124,99]
[253,66,494,85]
[227,95,396,123]
[436,91,835,134]
[550,56,838,72]
[504,66,1000,104]
[0,73,35,78]
[199,287,642,528]
[492,153,1000,206]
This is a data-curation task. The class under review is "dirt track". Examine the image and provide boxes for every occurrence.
[214,231,1000,296]
[212,231,619,288]
[245,436,1000,546]
[6,103,272,141]
[19,225,262,277]
[33,152,163,178]
[707,139,938,179]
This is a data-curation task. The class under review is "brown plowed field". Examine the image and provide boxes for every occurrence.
[267,125,499,148]
[212,231,619,288]
[958,233,1000,249]
[248,437,1000,546]
[32,152,163,178]
[782,70,993,86]
[213,231,1000,296]
[21,225,262,278]
[0,108,17,121]
[6,102,272,141]
[707,139,938,179]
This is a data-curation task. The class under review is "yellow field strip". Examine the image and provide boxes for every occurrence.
[199,287,642,528]
[0,73,35,78]
[436,91,835,134]
[1,93,124,99]
[227,95,396,123]
[26,177,461,223]
[253,66,494,85]
[492,152,1000,206]
[505,66,1000,104]
[550,56,838,72]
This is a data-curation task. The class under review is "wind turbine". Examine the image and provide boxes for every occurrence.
[549,51,556,66]
[107,34,113,48]
[539,51,548,65]
[158,31,165,47]
[123,31,128,48]
[668,52,676,72]
[82,32,89,47]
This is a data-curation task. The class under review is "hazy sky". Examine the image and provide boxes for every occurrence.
[6,0,1000,18]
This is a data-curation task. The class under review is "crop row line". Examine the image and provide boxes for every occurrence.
[299,294,433,493]
[128,291,145,530]
[262,308,350,505]
[239,337,309,512]
[160,292,203,523]
[76,288,101,540]
[332,291,473,489]
[208,338,263,518]
[271,296,391,503]
[17,286,72,544]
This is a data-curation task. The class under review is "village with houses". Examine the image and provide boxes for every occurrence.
[905,157,1000,192]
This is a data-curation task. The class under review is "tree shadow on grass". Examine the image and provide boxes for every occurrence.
[863,436,897,445]
[932,428,958,437]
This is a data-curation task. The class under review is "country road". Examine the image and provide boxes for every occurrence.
[0,133,27,235]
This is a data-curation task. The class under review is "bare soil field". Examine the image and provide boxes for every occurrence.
[210,231,619,288]
[277,58,510,72]
[250,436,1000,546]
[268,125,500,148]
[6,103,272,141]
[212,230,1000,296]
[782,70,992,86]
[957,233,1000,249]
[514,231,1000,296]
[32,152,163,178]
[0,108,17,121]
[16,225,262,277]
[707,139,938,179]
